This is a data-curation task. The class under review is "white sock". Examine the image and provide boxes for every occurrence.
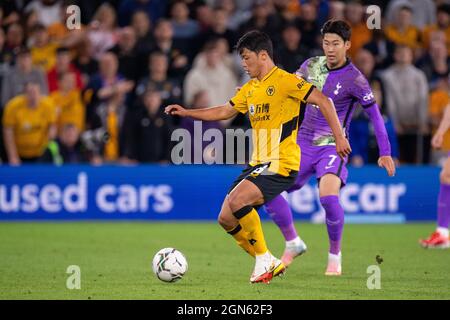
[286,236,301,248]
[437,227,449,238]
[255,251,271,264]
[328,252,341,262]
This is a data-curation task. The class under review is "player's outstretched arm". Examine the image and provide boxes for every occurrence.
[165,103,238,121]
[432,105,450,149]
[306,88,352,158]
[363,104,396,177]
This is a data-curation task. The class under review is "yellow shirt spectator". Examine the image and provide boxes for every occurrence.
[385,24,421,48]
[31,42,59,72]
[422,25,450,56]
[429,88,450,151]
[50,90,85,133]
[2,95,57,158]
[348,23,372,60]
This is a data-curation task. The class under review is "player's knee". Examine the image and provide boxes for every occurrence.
[319,195,339,211]
[227,192,246,213]
[217,213,234,230]
[440,169,450,185]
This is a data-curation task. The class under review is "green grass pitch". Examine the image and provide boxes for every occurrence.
[0,222,449,300]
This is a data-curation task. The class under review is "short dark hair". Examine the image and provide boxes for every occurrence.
[235,30,273,59]
[321,20,352,42]
[56,46,70,55]
[398,5,413,13]
[437,3,450,15]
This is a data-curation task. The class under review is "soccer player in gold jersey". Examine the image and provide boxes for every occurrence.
[165,31,351,283]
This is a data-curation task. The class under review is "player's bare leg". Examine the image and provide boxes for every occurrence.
[218,179,285,283]
[319,174,344,276]
[420,156,450,248]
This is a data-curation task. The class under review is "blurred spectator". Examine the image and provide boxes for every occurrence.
[151,19,191,79]
[73,38,98,88]
[29,23,59,72]
[305,0,331,27]
[111,27,141,82]
[87,3,119,60]
[194,3,214,32]
[363,29,395,70]
[386,0,436,30]
[201,7,237,52]
[0,28,9,96]
[0,2,21,28]
[84,51,133,119]
[90,89,128,163]
[297,2,321,54]
[170,1,200,40]
[45,2,87,44]
[272,0,301,24]
[47,47,84,93]
[328,1,345,20]
[183,39,237,108]
[123,89,173,163]
[275,23,308,73]
[429,77,450,163]
[422,4,450,56]
[4,23,25,60]
[24,0,63,27]
[1,47,48,107]
[238,0,282,44]
[2,80,56,165]
[135,50,182,106]
[50,72,85,133]
[350,49,399,166]
[345,0,372,60]
[416,31,449,88]
[180,90,224,164]
[40,123,90,164]
[385,5,421,50]
[217,0,252,31]
[131,10,154,55]
[0,28,9,162]
[381,45,429,164]
[118,0,167,27]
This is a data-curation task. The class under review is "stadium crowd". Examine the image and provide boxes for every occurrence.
[0,0,449,166]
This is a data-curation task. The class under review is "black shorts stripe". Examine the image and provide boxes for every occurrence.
[229,99,235,106]
[280,116,299,143]
[227,224,242,235]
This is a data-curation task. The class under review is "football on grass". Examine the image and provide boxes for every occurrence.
[152,248,188,282]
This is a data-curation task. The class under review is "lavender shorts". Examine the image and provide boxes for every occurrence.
[287,140,348,192]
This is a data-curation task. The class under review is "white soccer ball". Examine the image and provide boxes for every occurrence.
[152,248,188,282]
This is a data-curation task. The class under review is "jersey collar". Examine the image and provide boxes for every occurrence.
[325,58,351,72]
[259,66,278,83]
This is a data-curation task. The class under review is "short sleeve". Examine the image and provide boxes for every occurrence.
[353,73,376,108]
[284,73,314,103]
[295,59,309,79]
[229,82,249,114]
[2,99,17,127]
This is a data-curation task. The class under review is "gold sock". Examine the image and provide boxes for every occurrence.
[227,224,255,257]
[238,208,268,256]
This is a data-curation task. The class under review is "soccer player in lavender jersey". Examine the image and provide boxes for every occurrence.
[264,20,396,275]
[420,104,450,248]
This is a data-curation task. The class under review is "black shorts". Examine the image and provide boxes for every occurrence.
[227,163,298,203]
